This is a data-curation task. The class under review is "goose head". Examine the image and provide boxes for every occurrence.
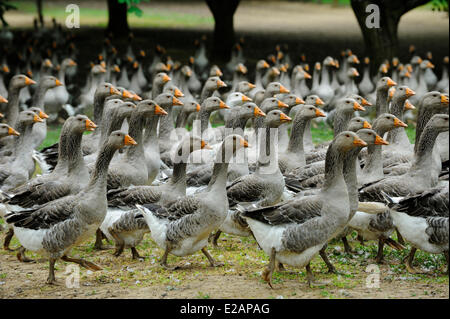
[261,97,288,112]
[0,124,19,138]
[256,59,270,71]
[18,110,43,126]
[374,113,407,132]
[221,134,250,160]
[39,75,63,90]
[392,86,416,102]
[335,131,367,152]
[209,65,223,77]
[265,109,292,128]
[265,82,289,95]
[173,136,211,163]
[96,82,121,99]
[297,105,326,121]
[226,92,252,107]
[305,95,325,107]
[347,94,372,107]
[107,130,137,149]
[336,98,365,113]
[237,102,266,120]
[356,129,389,146]
[419,60,434,71]
[202,97,229,112]
[163,84,184,98]
[282,94,305,107]
[181,65,193,78]
[155,93,183,109]
[204,76,227,91]
[28,107,48,120]
[421,91,449,109]
[347,116,371,132]
[71,114,97,134]
[136,99,168,117]
[236,81,256,94]
[376,76,396,91]
[9,74,36,90]
[153,72,171,88]
[182,101,201,114]
[425,114,449,134]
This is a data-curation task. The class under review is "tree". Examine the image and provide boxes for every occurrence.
[0,0,16,28]
[351,0,431,72]
[206,0,241,62]
[106,0,148,37]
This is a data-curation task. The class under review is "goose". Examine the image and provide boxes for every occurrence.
[311,62,321,94]
[359,114,408,186]
[105,100,168,190]
[187,57,202,97]
[386,185,448,274]
[423,52,438,90]
[410,60,435,105]
[5,131,137,284]
[358,57,375,96]
[102,137,210,259]
[0,124,19,139]
[193,36,209,80]
[186,102,265,187]
[77,64,107,114]
[311,57,336,108]
[44,58,77,122]
[374,77,397,117]
[0,111,43,192]
[1,115,96,252]
[0,75,35,129]
[174,101,201,139]
[136,134,249,270]
[359,114,449,202]
[248,59,270,97]
[292,68,312,99]
[242,131,367,287]
[278,94,306,152]
[199,76,227,104]
[148,72,171,100]
[278,105,326,174]
[436,56,449,93]
[261,67,281,89]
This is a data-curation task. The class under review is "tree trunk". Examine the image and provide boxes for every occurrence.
[206,0,240,63]
[106,0,129,38]
[351,0,430,75]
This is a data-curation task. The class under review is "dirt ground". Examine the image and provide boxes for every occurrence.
[0,232,448,299]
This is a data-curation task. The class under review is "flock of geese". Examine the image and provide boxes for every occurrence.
[0,28,448,288]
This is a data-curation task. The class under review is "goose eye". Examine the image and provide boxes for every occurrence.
[346,134,350,137]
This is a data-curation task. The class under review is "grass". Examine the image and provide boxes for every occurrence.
[8,1,214,29]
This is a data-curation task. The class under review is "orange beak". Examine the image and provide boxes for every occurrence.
[110,86,121,95]
[394,117,408,128]
[155,104,168,116]
[219,101,229,109]
[86,119,97,131]
[217,80,227,88]
[0,96,7,104]
[132,94,142,101]
[364,57,370,64]
[162,74,171,83]
[240,138,250,148]
[262,61,270,68]
[45,60,52,68]
[27,70,33,78]
[407,65,413,73]
[195,103,201,112]
[215,69,223,77]
[303,71,312,79]
[363,121,372,129]
[242,95,252,102]
[189,57,195,64]
[69,60,77,66]
[278,100,289,108]
[279,65,287,73]
[254,106,266,117]
[389,88,396,99]
[2,65,10,73]
[387,78,397,87]
[133,61,139,69]
[381,66,388,74]
[296,97,305,105]
[279,112,292,123]
[114,65,121,72]
[173,88,184,98]
[185,70,192,77]
[353,102,365,111]
[404,71,411,78]
[238,64,247,74]
[173,97,184,106]
[361,98,372,107]
[124,134,137,146]
[315,109,326,117]
[34,114,43,123]
[248,83,256,89]
[426,61,435,69]
[122,90,134,99]
[316,97,325,106]
[405,88,415,98]
[272,68,281,76]
[352,70,360,77]
[353,56,360,64]
[201,140,212,150]
[315,63,321,70]
[38,110,49,119]
[0,112,3,118]
[404,100,415,110]
[140,50,146,57]
[441,94,449,105]
[55,79,63,86]
[353,137,367,147]
[8,127,20,136]
[279,85,289,94]
[374,135,389,145]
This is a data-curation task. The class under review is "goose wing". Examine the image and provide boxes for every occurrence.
[227,174,265,206]
[425,217,449,246]
[141,195,201,221]
[359,176,412,202]
[391,186,449,218]
[5,194,78,230]
[242,195,322,225]
[6,181,72,208]
[107,186,162,207]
